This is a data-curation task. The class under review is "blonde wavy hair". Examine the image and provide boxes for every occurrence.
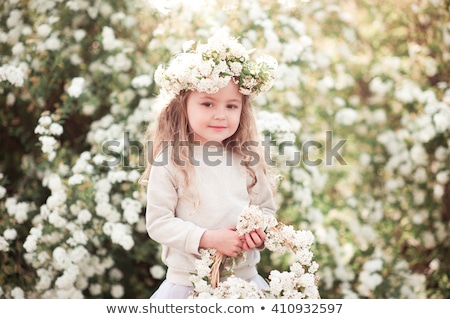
[139,89,268,194]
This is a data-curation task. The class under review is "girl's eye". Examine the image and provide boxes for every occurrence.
[202,103,213,107]
[227,104,238,109]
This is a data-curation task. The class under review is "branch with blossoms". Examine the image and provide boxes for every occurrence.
[189,205,320,299]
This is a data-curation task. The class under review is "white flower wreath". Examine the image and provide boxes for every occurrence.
[189,205,321,299]
[154,29,278,100]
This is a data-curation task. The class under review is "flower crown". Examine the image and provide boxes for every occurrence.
[154,29,278,99]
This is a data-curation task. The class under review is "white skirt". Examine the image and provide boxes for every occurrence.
[150,274,269,299]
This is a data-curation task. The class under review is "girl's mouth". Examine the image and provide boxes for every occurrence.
[209,126,227,130]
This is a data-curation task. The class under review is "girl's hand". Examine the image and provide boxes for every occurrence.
[199,226,243,257]
[240,228,266,251]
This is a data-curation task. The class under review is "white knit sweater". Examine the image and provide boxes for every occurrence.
[145,145,276,286]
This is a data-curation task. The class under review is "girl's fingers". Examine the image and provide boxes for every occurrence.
[244,232,258,248]
[255,228,266,240]
[237,228,266,251]
[243,233,251,248]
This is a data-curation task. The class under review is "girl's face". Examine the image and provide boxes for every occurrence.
[186,80,243,144]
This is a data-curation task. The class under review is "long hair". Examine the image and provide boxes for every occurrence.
[139,89,268,194]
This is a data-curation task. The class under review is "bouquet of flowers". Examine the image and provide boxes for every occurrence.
[189,205,320,299]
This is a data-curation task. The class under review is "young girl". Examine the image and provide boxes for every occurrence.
[141,29,278,298]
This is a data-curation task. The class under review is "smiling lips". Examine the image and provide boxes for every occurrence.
[209,125,227,131]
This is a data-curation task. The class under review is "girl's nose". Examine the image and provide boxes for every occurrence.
[213,106,226,120]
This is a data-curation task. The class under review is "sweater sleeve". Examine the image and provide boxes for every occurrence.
[145,164,206,256]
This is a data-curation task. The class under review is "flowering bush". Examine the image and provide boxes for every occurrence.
[1,0,449,299]
[189,205,320,299]
[0,0,162,298]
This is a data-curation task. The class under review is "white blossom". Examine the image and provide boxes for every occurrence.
[52,246,70,270]
[67,77,85,98]
[45,36,62,51]
[68,246,89,263]
[36,268,53,291]
[55,264,79,290]
[73,29,86,42]
[149,265,166,280]
[111,284,124,298]
[37,24,52,38]
[102,26,121,51]
[49,122,63,136]
[89,284,102,296]
[0,236,9,252]
[68,174,85,185]
[103,222,134,250]
[67,230,88,246]
[131,74,152,88]
[335,108,358,126]
[235,205,276,235]
[11,287,25,299]
[76,209,92,224]
[0,64,25,87]
[3,228,17,240]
